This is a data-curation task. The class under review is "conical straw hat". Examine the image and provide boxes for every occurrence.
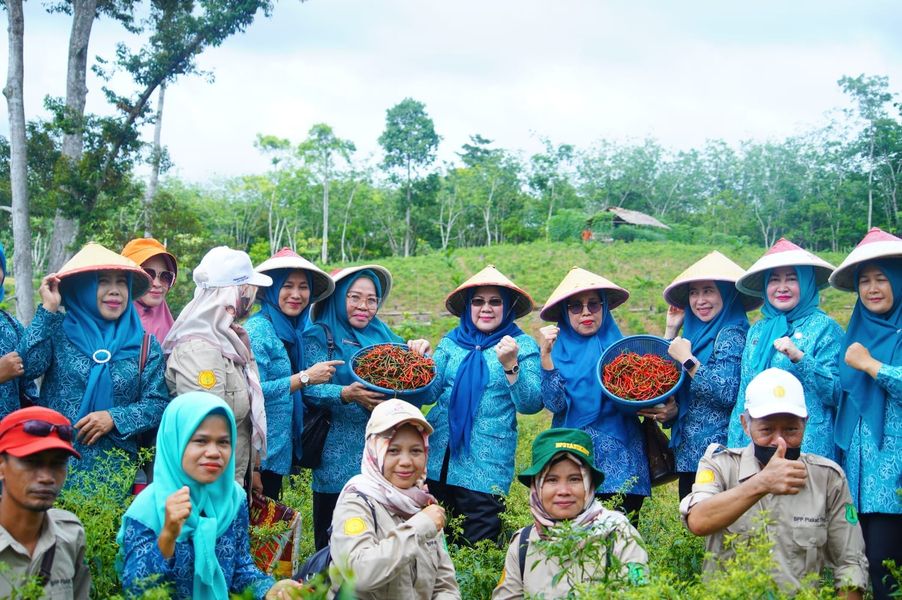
[664,251,762,311]
[310,264,392,321]
[255,247,335,304]
[121,237,178,286]
[445,265,534,319]
[539,267,629,322]
[830,227,902,292]
[736,238,835,297]
[58,241,152,298]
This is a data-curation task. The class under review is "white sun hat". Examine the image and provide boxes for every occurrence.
[829,228,902,293]
[735,238,835,297]
[193,246,272,289]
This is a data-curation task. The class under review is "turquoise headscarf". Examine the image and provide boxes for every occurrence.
[116,392,245,599]
[748,266,822,373]
[307,270,400,382]
[836,260,902,450]
[59,272,145,422]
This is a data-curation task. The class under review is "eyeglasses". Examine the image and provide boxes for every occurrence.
[471,297,504,308]
[567,300,603,315]
[346,293,380,310]
[143,267,175,287]
[13,420,75,442]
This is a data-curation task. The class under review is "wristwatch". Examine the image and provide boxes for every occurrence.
[504,363,520,375]
[682,357,699,371]
[299,371,310,387]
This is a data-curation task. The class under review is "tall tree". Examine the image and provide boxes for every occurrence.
[298,123,355,263]
[2,0,33,321]
[378,98,439,257]
[839,74,895,230]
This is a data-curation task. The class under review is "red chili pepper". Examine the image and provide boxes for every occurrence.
[354,344,436,391]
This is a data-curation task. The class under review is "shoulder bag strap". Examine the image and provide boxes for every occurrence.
[518,524,533,578]
[37,542,56,587]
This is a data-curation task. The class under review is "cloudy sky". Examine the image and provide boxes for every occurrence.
[2,0,901,182]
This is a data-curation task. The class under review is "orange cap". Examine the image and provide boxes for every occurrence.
[0,406,80,458]
[121,238,178,284]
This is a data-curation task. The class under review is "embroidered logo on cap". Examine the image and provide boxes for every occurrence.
[773,385,785,398]
[555,441,589,456]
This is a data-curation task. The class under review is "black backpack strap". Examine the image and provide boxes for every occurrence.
[138,333,151,375]
[37,543,56,587]
[355,491,379,535]
[315,322,335,360]
[518,524,532,578]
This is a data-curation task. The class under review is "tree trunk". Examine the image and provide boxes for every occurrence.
[48,0,97,272]
[340,182,359,263]
[3,0,34,323]
[321,173,330,263]
[143,82,166,237]
[403,160,412,257]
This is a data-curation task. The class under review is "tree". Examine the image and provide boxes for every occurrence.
[838,74,895,230]
[378,98,439,257]
[46,0,278,271]
[2,0,33,321]
[298,123,355,263]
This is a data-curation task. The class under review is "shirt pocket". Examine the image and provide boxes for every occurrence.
[224,363,250,423]
[791,525,828,573]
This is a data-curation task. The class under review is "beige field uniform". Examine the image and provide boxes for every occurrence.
[492,510,649,599]
[680,443,869,591]
[165,339,254,484]
[0,508,90,599]
[330,492,461,599]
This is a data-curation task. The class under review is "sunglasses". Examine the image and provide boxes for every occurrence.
[143,267,175,287]
[471,297,504,308]
[14,420,75,442]
[567,300,603,315]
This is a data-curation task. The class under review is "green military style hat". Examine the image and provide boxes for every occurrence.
[518,428,604,488]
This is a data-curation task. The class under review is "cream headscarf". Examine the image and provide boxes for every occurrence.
[162,285,268,457]
[339,423,436,519]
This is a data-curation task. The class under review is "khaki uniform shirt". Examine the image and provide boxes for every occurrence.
[166,339,254,483]
[330,493,461,599]
[492,510,649,599]
[0,508,90,599]
[680,443,869,591]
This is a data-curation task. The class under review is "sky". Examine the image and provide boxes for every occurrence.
[1,0,901,183]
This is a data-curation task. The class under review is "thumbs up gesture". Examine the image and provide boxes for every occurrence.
[758,437,808,495]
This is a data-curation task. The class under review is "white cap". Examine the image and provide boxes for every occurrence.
[193,246,272,289]
[745,368,807,419]
[365,399,433,437]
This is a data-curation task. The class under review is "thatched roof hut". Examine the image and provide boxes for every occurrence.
[606,207,670,229]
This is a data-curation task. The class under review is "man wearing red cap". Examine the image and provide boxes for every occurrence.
[0,406,90,598]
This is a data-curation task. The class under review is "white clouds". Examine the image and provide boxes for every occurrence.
[0,0,899,182]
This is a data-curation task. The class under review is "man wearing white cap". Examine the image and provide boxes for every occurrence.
[680,368,868,597]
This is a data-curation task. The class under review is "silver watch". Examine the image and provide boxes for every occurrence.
[299,371,310,386]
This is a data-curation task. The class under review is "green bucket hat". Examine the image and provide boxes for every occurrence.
[517,428,604,488]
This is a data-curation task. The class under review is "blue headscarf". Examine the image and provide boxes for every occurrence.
[255,268,312,461]
[0,243,7,302]
[670,281,750,448]
[446,288,524,456]
[117,392,245,599]
[836,259,902,450]
[552,292,629,441]
[748,266,822,374]
[307,270,400,382]
[60,272,145,422]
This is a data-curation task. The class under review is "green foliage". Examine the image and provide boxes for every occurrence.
[547,209,588,242]
[447,540,508,600]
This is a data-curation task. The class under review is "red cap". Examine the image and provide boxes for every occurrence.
[0,407,80,459]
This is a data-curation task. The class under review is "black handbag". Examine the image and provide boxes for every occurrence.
[643,416,678,486]
[296,322,335,470]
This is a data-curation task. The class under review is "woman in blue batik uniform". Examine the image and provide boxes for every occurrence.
[424,265,543,544]
[536,267,649,524]
[21,242,169,487]
[0,243,37,420]
[646,251,757,500]
[246,247,338,499]
[829,227,902,600]
[727,238,842,460]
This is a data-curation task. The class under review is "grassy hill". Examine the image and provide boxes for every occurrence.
[361,240,854,344]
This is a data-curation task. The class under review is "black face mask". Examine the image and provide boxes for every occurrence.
[754,443,801,465]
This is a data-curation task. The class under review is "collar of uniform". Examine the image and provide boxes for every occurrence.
[737,444,763,482]
[0,513,58,558]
